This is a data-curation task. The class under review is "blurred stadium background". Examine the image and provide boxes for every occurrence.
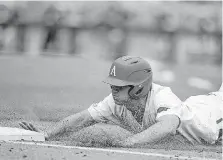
[0,1,222,123]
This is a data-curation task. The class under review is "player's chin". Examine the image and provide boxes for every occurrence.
[114,98,125,105]
[114,100,123,105]
[114,99,129,106]
[113,95,129,105]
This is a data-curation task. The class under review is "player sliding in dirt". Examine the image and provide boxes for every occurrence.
[19,56,222,147]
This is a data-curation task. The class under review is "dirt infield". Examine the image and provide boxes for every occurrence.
[0,141,221,160]
[0,56,222,159]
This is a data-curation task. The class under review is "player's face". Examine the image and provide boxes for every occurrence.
[111,85,131,105]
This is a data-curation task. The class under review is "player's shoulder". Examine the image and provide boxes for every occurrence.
[152,83,179,100]
[89,94,115,113]
[101,94,124,115]
[152,83,181,105]
[152,83,172,94]
[102,93,116,107]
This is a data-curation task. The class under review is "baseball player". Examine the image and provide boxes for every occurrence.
[19,56,222,147]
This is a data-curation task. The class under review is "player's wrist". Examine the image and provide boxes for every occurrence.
[44,132,49,141]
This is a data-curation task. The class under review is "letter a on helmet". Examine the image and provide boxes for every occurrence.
[110,66,116,76]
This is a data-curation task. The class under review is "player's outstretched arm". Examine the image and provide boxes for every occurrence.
[19,109,97,140]
[114,114,180,147]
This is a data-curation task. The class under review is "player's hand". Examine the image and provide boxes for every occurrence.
[19,121,49,140]
[19,121,40,132]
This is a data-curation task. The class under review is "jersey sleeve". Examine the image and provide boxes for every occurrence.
[87,94,115,123]
[154,87,182,120]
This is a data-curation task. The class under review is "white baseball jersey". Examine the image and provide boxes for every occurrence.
[88,83,182,133]
[159,90,223,144]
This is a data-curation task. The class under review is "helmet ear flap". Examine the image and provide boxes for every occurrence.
[128,85,144,100]
[128,78,152,99]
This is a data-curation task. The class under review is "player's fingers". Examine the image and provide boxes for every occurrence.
[19,122,30,130]
[20,122,35,131]
[29,123,40,132]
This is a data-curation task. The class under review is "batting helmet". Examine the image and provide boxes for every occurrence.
[103,56,153,99]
